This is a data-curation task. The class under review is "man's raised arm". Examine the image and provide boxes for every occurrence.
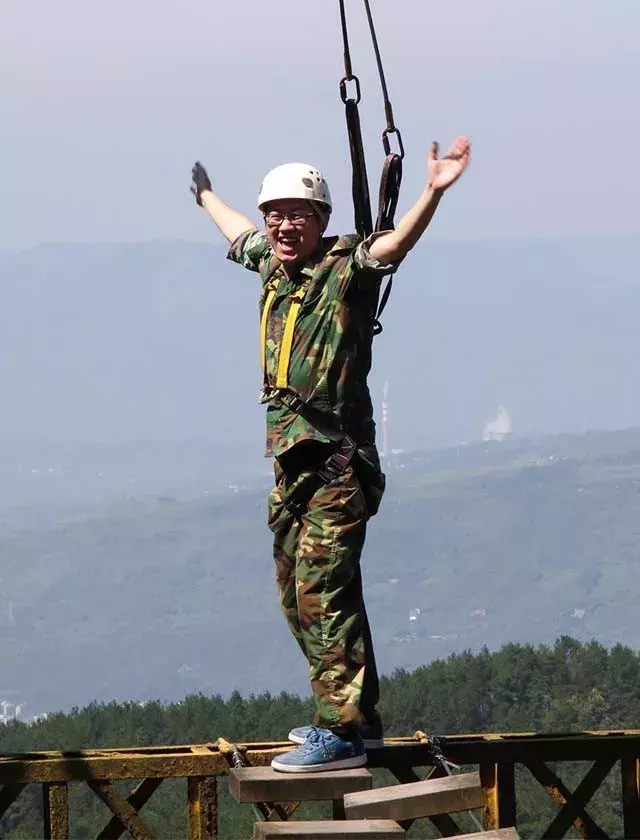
[191,161,257,244]
[369,136,471,264]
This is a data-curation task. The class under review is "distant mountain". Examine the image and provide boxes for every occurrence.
[1,237,640,461]
[1,426,639,717]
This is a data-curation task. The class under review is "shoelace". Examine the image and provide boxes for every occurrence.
[300,726,331,753]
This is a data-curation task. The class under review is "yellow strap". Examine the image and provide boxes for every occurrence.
[276,286,305,388]
[260,283,279,375]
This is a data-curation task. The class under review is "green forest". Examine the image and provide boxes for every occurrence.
[1,636,638,838]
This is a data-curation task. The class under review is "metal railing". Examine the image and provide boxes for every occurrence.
[1,730,639,838]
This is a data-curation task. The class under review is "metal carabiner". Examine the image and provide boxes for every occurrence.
[382,127,405,160]
[340,75,362,105]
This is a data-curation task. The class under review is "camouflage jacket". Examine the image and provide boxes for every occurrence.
[227,229,399,458]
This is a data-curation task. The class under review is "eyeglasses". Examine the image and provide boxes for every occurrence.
[264,210,316,228]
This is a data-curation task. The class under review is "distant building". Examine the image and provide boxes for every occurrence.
[483,405,512,442]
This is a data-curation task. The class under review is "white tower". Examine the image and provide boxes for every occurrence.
[381,381,389,459]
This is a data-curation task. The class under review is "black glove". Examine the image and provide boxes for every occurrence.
[190,161,212,206]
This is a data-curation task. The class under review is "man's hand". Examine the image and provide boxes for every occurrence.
[190,162,256,242]
[428,137,471,192]
[191,161,212,206]
[368,135,471,264]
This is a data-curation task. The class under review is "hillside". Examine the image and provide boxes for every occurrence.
[1,426,639,717]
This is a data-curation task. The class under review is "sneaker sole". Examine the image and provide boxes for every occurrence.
[271,753,367,773]
[288,731,384,750]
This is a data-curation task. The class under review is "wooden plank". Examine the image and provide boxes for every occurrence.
[229,767,372,803]
[446,832,519,840]
[387,763,461,836]
[344,772,482,822]
[252,820,405,838]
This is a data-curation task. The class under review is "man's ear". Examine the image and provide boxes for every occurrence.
[312,203,331,233]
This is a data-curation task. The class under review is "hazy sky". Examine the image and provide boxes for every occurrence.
[2,0,639,250]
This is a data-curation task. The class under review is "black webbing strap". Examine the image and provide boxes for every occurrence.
[262,386,357,517]
[337,0,404,334]
[373,152,403,334]
[338,0,373,239]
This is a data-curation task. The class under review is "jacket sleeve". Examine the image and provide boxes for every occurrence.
[226,229,272,273]
[353,231,403,276]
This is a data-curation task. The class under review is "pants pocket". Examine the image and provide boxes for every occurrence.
[267,463,292,534]
[355,446,386,518]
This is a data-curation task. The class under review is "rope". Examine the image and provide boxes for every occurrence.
[415,731,484,833]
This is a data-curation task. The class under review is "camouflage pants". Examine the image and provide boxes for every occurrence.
[268,446,381,729]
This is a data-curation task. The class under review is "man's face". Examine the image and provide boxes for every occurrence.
[263,199,326,269]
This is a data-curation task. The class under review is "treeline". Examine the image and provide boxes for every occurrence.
[1,636,638,838]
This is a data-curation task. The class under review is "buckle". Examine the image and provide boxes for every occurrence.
[276,389,305,413]
[317,436,357,484]
[258,387,275,405]
[317,457,345,484]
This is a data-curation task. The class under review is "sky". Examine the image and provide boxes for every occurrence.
[2,0,639,250]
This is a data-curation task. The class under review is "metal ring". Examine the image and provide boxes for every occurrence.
[339,75,361,105]
[382,128,405,159]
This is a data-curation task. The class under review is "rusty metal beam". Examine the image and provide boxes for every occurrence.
[188,776,217,840]
[541,758,614,839]
[4,733,640,785]
[525,760,609,838]
[43,781,69,840]
[87,780,156,840]
[621,756,640,840]
[98,777,164,840]
[0,751,230,784]
[480,761,516,831]
[0,732,640,839]
[377,733,640,767]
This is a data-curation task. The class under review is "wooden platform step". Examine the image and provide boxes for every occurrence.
[447,830,520,839]
[230,767,373,803]
[252,820,405,839]
[344,772,483,822]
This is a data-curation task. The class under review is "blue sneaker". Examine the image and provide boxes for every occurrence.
[288,715,384,750]
[272,726,366,773]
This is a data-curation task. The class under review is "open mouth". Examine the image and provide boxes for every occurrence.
[278,236,300,254]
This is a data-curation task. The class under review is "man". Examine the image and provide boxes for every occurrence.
[190,137,470,772]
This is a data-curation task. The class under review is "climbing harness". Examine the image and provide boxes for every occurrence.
[259,276,358,516]
[338,0,404,335]
[260,278,306,391]
[257,1,403,508]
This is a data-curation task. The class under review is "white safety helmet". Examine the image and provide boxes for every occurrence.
[257,163,332,213]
